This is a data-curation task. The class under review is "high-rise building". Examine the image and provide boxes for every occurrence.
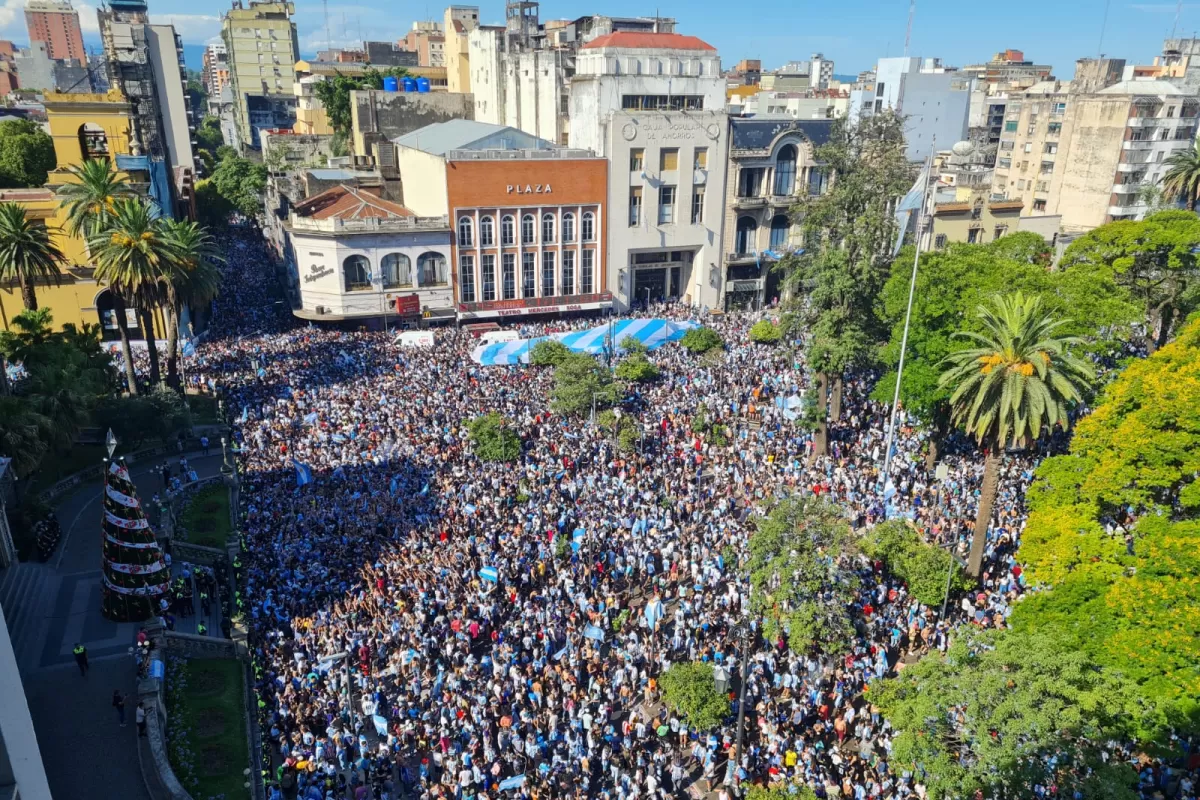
[444,5,479,93]
[220,0,300,148]
[849,56,971,161]
[24,0,85,63]
[400,20,445,67]
[201,42,229,96]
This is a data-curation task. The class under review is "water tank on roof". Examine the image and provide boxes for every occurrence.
[402,77,417,93]
[383,76,398,92]
[416,77,430,93]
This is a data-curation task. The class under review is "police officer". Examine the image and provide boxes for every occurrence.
[196,621,207,636]
[73,642,89,676]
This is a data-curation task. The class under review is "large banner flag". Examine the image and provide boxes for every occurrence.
[293,460,314,487]
[472,318,699,366]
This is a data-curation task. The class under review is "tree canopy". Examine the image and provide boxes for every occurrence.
[551,352,618,416]
[657,662,730,731]
[0,119,56,189]
[210,152,268,220]
[467,413,522,462]
[312,67,412,142]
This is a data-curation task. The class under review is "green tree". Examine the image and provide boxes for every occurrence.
[871,628,1138,800]
[194,115,225,158]
[0,119,56,188]
[747,786,817,800]
[56,158,134,241]
[657,662,730,731]
[614,351,659,382]
[551,352,618,416]
[311,67,410,146]
[1059,211,1200,351]
[860,519,971,607]
[748,495,856,655]
[938,292,1094,576]
[529,339,572,366]
[1160,139,1200,210]
[1015,317,1200,733]
[210,152,268,219]
[748,319,782,344]
[193,179,235,228]
[159,219,223,389]
[467,413,522,462]
[88,198,176,394]
[0,396,51,476]
[679,326,723,354]
[787,111,913,451]
[597,409,639,452]
[0,202,66,310]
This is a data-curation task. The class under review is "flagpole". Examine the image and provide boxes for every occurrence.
[880,147,935,501]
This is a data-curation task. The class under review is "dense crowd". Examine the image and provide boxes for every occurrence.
[169,232,1197,800]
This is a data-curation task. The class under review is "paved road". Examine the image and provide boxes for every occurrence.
[16,450,224,800]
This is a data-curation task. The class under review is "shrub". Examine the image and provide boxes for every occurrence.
[466,413,522,462]
[680,327,724,354]
[658,662,730,731]
[615,353,659,382]
[749,319,783,344]
[529,339,572,366]
[551,352,619,416]
[861,520,972,606]
[597,409,640,452]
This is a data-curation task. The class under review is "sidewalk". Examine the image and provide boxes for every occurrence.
[6,449,225,800]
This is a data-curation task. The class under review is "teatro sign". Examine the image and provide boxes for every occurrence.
[458,292,613,320]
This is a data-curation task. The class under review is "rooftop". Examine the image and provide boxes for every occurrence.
[293,185,413,221]
[394,120,553,157]
[580,31,715,52]
[1097,79,1188,96]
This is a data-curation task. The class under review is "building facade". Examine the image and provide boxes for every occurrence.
[469,28,569,144]
[445,151,610,320]
[723,117,832,310]
[568,31,724,157]
[930,190,1025,247]
[201,42,229,96]
[604,109,728,311]
[401,21,445,67]
[990,80,1068,213]
[24,0,85,63]
[961,49,1054,94]
[221,0,300,149]
[851,57,971,161]
[443,6,479,93]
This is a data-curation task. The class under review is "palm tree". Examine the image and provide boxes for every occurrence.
[938,292,1094,577]
[56,158,134,240]
[88,198,174,395]
[159,219,222,389]
[0,202,66,311]
[1161,141,1200,211]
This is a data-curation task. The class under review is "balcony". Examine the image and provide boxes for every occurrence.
[734,195,767,209]
[1123,140,1155,151]
[1126,117,1165,128]
[1112,183,1142,194]
[288,214,450,234]
[726,252,758,265]
[1107,203,1145,216]
[768,194,795,207]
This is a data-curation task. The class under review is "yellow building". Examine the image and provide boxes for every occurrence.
[930,191,1025,248]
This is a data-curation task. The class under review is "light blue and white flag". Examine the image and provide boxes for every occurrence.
[479,566,499,583]
[293,460,314,487]
[471,318,700,366]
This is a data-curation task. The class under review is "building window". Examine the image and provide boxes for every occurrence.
[1040,161,1054,174]
[1004,121,1018,132]
[457,216,473,247]
[994,225,1008,240]
[998,158,1012,169]
[541,213,555,244]
[562,212,575,243]
[581,249,594,294]
[629,188,642,226]
[342,255,371,292]
[630,148,644,171]
[501,254,516,300]
[417,252,447,286]
[934,234,947,249]
[521,214,536,244]
[1047,122,1061,135]
[769,214,789,250]
[481,254,496,301]
[561,251,575,295]
[542,251,555,296]
[660,148,679,171]
[658,186,676,224]
[459,255,475,302]
[971,204,982,220]
[691,187,705,224]
[501,215,515,246]
[1044,143,1057,155]
[1052,102,1066,115]
[480,215,495,246]
[1033,199,1047,211]
[582,211,595,241]
[773,144,797,196]
[522,252,536,297]
[694,147,708,170]
[735,217,757,255]
[380,253,411,288]
[967,227,982,244]
[620,94,703,111]
[739,168,764,197]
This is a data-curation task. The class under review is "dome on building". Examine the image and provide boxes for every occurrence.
[951,140,975,157]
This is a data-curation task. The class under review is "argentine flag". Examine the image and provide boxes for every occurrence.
[293,460,314,487]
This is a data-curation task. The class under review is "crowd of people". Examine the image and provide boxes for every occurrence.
[164,231,1196,800]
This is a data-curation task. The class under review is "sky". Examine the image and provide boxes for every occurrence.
[0,0,1197,77]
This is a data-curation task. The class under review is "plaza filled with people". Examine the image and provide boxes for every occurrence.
[170,233,1194,800]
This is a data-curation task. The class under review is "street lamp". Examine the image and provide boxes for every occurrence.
[712,664,730,695]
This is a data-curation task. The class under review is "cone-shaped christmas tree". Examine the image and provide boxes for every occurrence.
[101,459,170,622]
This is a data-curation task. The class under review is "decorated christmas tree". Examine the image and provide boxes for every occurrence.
[101,459,170,622]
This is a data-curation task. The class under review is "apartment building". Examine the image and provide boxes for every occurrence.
[221,0,301,148]
[444,6,479,92]
[961,49,1054,94]
[201,42,229,96]
[990,80,1068,213]
[401,21,445,67]
[849,57,971,161]
[24,0,85,62]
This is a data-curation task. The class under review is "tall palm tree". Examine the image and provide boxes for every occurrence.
[159,219,222,389]
[1161,141,1200,211]
[88,198,175,395]
[938,292,1094,577]
[0,202,66,311]
[57,158,134,240]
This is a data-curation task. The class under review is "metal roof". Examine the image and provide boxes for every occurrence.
[729,117,834,151]
[393,120,551,156]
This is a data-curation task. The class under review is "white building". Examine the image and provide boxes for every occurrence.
[568,31,724,157]
[604,109,728,311]
[0,578,52,800]
[853,56,971,161]
[287,184,455,325]
[469,28,570,144]
[730,91,849,120]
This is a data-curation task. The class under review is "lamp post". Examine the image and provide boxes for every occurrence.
[724,619,751,790]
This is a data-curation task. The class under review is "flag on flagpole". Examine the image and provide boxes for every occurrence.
[292,460,314,487]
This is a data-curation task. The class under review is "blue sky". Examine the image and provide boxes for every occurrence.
[0,0,1194,76]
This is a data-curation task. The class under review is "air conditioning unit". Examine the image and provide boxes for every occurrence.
[315,305,327,315]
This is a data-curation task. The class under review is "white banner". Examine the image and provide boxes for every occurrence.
[102,573,169,597]
[105,511,150,531]
[105,533,160,550]
[105,484,139,509]
[106,558,167,576]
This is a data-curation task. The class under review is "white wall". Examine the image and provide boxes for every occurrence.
[0,596,52,800]
[468,27,503,125]
[147,25,195,175]
[396,147,450,216]
[293,230,454,317]
[503,50,566,144]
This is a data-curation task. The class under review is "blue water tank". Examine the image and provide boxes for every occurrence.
[402,77,417,93]
[416,77,431,93]
[383,76,398,92]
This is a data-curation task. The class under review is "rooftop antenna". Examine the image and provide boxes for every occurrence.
[322,0,332,51]
[903,0,915,57]
[1171,0,1182,39]
[1098,0,1111,58]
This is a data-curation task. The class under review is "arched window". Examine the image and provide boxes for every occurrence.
[562,212,575,243]
[457,216,473,247]
[735,217,758,256]
[381,253,411,288]
[773,144,797,196]
[581,212,595,242]
[417,252,447,286]
[343,254,371,292]
[79,123,109,160]
[541,213,555,244]
[769,215,790,250]
[501,215,515,246]
[480,215,495,247]
[521,214,536,244]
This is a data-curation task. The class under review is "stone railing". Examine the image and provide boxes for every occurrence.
[164,630,239,660]
[139,620,194,800]
[172,541,227,568]
[37,439,216,506]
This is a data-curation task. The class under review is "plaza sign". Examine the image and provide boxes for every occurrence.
[505,184,553,195]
